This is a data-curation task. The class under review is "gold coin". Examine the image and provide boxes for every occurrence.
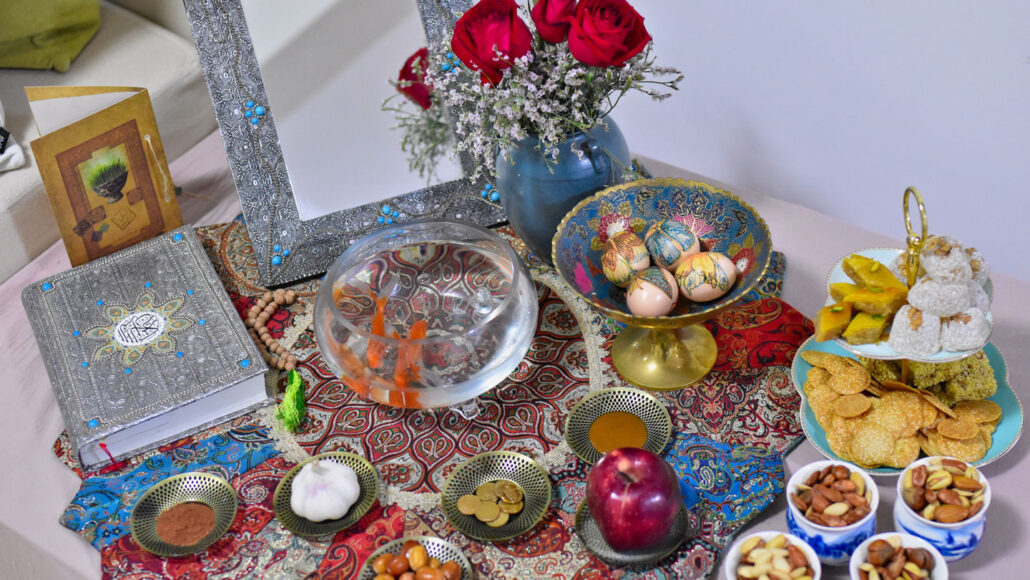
[498,500,523,514]
[496,481,524,504]
[457,495,481,515]
[486,511,510,527]
[474,501,500,522]
[475,482,498,502]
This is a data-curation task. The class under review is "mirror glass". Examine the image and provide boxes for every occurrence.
[241,0,463,221]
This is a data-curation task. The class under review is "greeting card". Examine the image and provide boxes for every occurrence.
[27,86,182,266]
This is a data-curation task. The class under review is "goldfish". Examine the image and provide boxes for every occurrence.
[367,290,389,369]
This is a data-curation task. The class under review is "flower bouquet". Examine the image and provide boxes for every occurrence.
[386,0,682,182]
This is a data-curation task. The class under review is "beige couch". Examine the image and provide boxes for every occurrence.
[0,0,215,283]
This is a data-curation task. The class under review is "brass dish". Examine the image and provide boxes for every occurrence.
[441,451,551,542]
[564,387,672,465]
[552,178,772,391]
[273,451,379,537]
[575,500,691,566]
[129,471,238,557]
[357,536,476,580]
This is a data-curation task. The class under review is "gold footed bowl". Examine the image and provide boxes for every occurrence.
[552,178,772,390]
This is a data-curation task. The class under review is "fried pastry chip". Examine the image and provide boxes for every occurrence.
[980,427,993,450]
[952,399,1002,424]
[929,430,987,463]
[889,436,922,469]
[833,394,872,418]
[869,391,926,437]
[936,417,980,441]
[849,422,897,468]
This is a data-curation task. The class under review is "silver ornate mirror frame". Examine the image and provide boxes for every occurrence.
[183,0,504,286]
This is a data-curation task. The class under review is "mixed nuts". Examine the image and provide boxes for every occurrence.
[791,464,873,527]
[734,534,814,580]
[858,535,935,580]
[902,458,985,524]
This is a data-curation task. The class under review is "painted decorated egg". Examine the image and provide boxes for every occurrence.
[675,252,738,302]
[644,220,700,271]
[602,231,650,288]
[626,267,679,317]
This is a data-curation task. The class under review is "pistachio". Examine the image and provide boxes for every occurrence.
[910,465,928,488]
[868,568,881,580]
[927,470,952,490]
[796,484,811,492]
[824,501,850,517]
[790,567,808,579]
[766,534,788,550]
[943,465,966,476]
[903,468,914,489]
[965,465,979,480]
[737,564,759,578]
[959,495,970,508]
[902,486,926,511]
[860,563,876,572]
[922,503,937,520]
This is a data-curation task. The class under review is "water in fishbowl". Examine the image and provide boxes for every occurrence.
[315,239,537,410]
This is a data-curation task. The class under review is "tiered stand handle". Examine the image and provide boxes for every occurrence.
[903,186,928,288]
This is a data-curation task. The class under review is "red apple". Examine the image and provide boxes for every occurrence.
[586,447,683,552]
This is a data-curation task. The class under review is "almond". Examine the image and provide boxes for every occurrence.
[934,504,970,523]
[952,475,983,492]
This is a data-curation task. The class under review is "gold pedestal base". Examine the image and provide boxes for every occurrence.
[610,324,717,391]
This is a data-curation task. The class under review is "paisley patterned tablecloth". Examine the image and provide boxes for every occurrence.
[53,220,812,579]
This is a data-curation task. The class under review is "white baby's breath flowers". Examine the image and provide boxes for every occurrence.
[386,8,682,182]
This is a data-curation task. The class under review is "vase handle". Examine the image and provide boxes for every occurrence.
[579,134,609,175]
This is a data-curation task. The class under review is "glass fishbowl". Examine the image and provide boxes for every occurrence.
[314,220,537,413]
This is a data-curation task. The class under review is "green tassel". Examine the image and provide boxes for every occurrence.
[276,369,307,432]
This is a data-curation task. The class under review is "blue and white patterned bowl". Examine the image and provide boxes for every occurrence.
[786,460,879,566]
[849,532,948,580]
[892,456,990,562]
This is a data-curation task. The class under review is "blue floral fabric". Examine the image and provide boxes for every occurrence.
[664,433,787,544]
[60,425,278,549]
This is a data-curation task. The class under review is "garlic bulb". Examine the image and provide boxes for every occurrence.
[290,460,361,522]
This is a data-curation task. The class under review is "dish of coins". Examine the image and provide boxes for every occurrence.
[441,451,551,542]
[456,479,526,529]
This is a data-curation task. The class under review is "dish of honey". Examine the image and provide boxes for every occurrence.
[588,411,648,453]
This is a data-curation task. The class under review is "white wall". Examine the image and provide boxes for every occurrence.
[234,0,1029,280]
[615,0,1029,280]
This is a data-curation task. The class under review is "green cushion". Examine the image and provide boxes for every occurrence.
[0,0,100,73]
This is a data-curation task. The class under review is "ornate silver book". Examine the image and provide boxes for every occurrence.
[22,225,270,470]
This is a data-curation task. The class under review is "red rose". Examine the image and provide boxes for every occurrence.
[531,0,577,44]
[397,47,433,110]
[568,0,651,67]
[451,0,532,85]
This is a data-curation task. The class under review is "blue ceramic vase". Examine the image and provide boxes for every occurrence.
[494,117,631,264]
